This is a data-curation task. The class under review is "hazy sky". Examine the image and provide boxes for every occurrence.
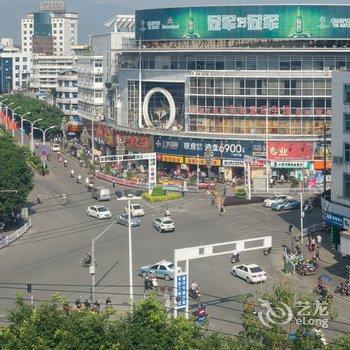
[0,0,349,43]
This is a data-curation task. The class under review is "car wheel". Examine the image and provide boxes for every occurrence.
[232,270,237,277]
[164,274,170,281]
[246,277,251,284]
[142,271,147,278]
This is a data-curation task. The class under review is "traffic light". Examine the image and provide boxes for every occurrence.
[26,284,32,293]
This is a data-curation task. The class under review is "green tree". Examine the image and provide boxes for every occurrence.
[1,94,64,130]
[0,130,34,218]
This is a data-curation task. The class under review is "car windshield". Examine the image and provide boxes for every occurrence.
[163,220,173,224]
[250,267,263,273]
[97,207,108,212]
[133,205,141,210]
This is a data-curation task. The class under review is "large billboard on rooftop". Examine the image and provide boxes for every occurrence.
[136,5,350,41]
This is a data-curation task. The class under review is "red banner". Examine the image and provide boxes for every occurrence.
[267,141,313,160]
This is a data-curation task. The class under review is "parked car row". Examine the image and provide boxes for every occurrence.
[263,195,300,211]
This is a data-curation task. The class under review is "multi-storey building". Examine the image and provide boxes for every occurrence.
[21,1,78,55]
[322,71,350,255]
[0,40,31,94]
[113,5,350,181]
[76,55,104,123]
[30,55,74,94]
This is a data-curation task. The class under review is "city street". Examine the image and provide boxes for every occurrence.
[0,149,349,337]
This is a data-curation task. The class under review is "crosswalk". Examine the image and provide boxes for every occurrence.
[193,206,288,254]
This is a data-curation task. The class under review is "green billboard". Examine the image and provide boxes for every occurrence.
[136,5,350,41]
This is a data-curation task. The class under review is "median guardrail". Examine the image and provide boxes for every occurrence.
[0,218,31,249]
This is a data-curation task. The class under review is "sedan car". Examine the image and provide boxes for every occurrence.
[262,195,292,207]
[51,144,61,152]
[152,217,175,232]
[139,260,181,280]
[231,263,267,284]
[116,213,141,227]
[271,199,300,211]
[124,203,145,217]
[86,205,112,219]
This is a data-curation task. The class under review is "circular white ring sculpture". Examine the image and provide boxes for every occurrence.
[142,87,176,130]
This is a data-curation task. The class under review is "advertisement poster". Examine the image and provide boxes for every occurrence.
[267,141,313,160]
[136,5,350,41]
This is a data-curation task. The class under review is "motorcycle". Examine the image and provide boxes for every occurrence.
[263,247,272,255]
[303,201,314,213]
[335,281,350,295]
[62,197,67,206]
[79,160,84,167]
[70,170,75,178]
[37,195,43,204]
[189,288,201,301]
[231,253,240,263]
[76,175,82,184]
[87,183,93,192]
[64,160,68,167]
[164,209,171,217]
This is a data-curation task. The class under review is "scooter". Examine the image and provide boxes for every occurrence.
[64,160,68,167]
[263,247,272,255]
[189,288,201,301]
[76,176,82,184]
[164,209,171,217]
[231,253,240,263]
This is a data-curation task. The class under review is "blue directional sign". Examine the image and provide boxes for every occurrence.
[176,273,187,309]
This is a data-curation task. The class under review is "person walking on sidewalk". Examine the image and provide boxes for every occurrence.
[317,234,322,248]
[219,204,225,217]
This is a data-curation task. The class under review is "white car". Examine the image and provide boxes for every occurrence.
[86,205,112,219]
[152,217,175,232]
[262,195,292,208]
[51,144,61,152]
[124,203,144,217]
[231,263,267,284]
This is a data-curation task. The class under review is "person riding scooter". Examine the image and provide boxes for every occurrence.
[189,281,201,300]
[70,169,75,178]
[231,249,240,263]
[76,174,82,184]
[64,159,68,167]
[37,194,43,204]
[82,252,92,267]
[164,208,171,217]
[62,193,67,206]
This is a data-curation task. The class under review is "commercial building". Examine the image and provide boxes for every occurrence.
[111,5,350,183]
[322,71,350,255]
[0,40,31,94]
[76,15,135,154]
[21,0,78,55]
[30,55,74,94]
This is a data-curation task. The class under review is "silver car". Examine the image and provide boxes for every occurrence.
[116,213,141,227]
[152,217,175,232]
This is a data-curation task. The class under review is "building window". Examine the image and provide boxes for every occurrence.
[23,57,27,62]
[15,57,20,62]
[344,85,350,104]
[345,143,350,162]
[344,114,350,133]
[23,65,27,70]
[95,61,102,67]
[344,173,350,199]
[94,76,102,83]
[15,65,20,70]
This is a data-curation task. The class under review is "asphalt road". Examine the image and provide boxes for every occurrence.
[0,143,349,339]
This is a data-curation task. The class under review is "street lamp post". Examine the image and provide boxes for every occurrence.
[34,125,58,145]
[265,106,270,193]
[196,154,200,190]
[10,106,21,137]
[117,195,141,305]
[28,119,43,153]
[19,112,31,146]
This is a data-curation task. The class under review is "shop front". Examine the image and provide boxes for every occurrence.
[268,141,314,181]
[154,135,265,180]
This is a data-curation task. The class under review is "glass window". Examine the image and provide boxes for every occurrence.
[236,59,246,70]
[197,60,205,70]
[344,114,350,132]
[345,143,350,162]
[269,58,279,70]
[205,60,215,70]
[257,57,268,70]
[344,173,350,199]
[280,59,290,70]
[247,59,257,70]
[215,59,224,70]
[291,60,301,70]
[344,85,350,104]
[302,58,312,70]
[314,59,324,70]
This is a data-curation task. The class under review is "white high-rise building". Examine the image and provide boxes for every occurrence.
[21,9,78,55]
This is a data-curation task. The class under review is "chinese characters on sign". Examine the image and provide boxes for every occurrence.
[322,210,344,228]
[208,14,279,32]
[267,141,313,161]
[154,136,266,159]
[176,274,187,309]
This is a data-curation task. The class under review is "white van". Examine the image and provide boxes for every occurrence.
[92,187,111,201]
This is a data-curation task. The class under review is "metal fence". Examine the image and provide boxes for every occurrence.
[0,219,32,249]
[302,222,324,237]
[252,187,323,195]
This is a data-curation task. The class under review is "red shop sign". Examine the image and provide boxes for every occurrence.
[124,135,152,152]
[267,141,313,161]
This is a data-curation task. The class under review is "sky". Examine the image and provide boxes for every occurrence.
[0,0,349,44]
